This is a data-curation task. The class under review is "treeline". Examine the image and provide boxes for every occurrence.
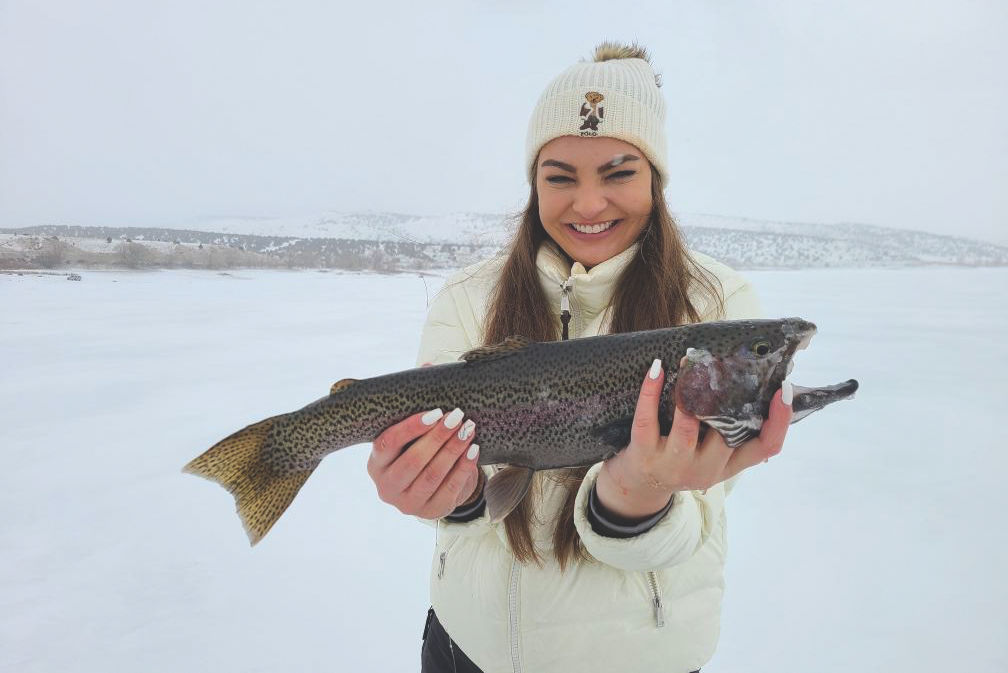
[0,230,500,272]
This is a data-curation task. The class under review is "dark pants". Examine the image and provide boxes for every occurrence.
[420,608,700,673]
[421,608,483,673]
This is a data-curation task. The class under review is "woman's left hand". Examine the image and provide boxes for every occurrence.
[596,358,793,519]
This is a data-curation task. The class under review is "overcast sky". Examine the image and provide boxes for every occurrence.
[1,0,1005,244]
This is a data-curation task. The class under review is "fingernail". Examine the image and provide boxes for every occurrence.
[458,419,475,441]
[466,444,479,460]
[421,408,444,425]
[781,380,793,406]
[443,408,464,429]
[648,358,662,380]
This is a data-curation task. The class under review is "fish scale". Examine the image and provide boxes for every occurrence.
[184,317,858,544]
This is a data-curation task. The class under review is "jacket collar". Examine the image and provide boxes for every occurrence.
[535,240,639,331]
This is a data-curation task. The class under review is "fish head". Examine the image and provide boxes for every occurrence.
[673,318,817,447]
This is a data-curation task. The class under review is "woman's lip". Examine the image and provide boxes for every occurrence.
[567,219,620,236]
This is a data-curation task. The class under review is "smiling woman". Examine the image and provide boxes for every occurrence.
[537,137,653,268]
[363,41,794,673]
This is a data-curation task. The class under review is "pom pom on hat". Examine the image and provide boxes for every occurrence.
[525,41,667,184]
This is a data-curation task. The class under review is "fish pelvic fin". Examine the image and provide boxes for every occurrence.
[183,414,314,545]
[485,465,535,523]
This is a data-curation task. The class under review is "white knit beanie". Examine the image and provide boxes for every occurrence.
[525,42,668,184]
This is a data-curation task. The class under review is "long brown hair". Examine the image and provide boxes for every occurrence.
[482,169,724,569]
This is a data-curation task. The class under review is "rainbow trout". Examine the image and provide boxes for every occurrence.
[184,317,857,544]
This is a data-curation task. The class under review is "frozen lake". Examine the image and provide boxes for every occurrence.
[2,266,1006,672]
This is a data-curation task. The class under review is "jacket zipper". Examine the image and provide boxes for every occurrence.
[503,273,569,673]
[559,277,573,340]
[647,571,665,627]
[508,559,523,672]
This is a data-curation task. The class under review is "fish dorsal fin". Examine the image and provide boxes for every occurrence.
[485,465,535,523]
[329,378,359,395]
[460,336,533,364]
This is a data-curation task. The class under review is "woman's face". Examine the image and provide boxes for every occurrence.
[535,136,654,269]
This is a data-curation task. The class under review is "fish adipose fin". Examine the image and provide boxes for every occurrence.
[485,465,535,522]
[330,378,358,395]
[461,336,533,364]
[183,414,314,545]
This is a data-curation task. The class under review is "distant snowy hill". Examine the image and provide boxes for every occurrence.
[2,211,1005,269]
[182,212,515,247]
[157,210,1008,267]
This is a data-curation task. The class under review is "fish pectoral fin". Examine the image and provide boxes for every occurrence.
[485,465,535,523]
[591,418,634,449]
[329,378,359,395]
[592,413,674,449]
[460,336,533,364]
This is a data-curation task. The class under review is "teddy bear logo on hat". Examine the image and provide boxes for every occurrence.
[578,91,605,135]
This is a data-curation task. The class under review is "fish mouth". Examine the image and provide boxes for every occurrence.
[789,379,859,422]
[787,318,817,352]
[781,318,817,379]
[777,321,858,424]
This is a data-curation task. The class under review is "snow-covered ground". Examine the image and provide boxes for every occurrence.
[1,267,1006,672]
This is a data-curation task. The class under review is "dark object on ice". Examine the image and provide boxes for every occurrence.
[67,273,81,281]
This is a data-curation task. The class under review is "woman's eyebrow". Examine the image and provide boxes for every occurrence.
[540,159,576,172]
[598,154,640,173]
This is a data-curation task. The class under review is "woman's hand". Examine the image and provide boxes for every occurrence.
[596,358,793,519]
[367,406,482,519]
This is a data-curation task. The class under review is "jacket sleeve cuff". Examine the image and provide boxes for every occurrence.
[574,463,706,571]
[442,490,486,523]
[586,484,674,538]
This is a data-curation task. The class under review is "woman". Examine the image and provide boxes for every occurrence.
[366,42,793,673]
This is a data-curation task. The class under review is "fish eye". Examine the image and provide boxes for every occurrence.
[750,339,772,357]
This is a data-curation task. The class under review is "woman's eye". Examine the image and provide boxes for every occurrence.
[605,170,636,180]
[545,175,574,184]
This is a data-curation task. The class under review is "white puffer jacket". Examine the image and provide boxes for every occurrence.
[416,241,762,673]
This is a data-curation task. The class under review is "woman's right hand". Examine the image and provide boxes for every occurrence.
[367,407,482,519]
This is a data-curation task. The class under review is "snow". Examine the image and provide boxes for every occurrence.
[2,267,1006,672]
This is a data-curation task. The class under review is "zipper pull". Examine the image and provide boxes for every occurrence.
[438,551,447,579]
[560,278,573,341]
[653,594,665,628]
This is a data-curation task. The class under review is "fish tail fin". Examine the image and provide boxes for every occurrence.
[183,414,315,545]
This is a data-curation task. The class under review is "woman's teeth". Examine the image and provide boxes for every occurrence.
[570,220,617,234]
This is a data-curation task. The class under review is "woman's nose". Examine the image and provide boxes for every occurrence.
[571,186,608,221]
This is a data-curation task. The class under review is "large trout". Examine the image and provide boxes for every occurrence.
[184,318,857,544]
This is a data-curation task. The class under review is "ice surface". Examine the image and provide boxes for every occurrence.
[1,267,1006,672]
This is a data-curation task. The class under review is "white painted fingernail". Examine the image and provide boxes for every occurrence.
[444,408,464,429]
[648,358,662,380]
[466,444,479,460]
[781,380,793,406]
[458,419,475,441]
[421,408,444,425]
